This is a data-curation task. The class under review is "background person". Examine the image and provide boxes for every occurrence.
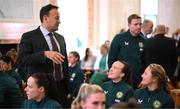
[67,51,84,106]
[0,55,22,87]
[146,25,177,86]
[81,47,97,71]
[90,44,109,86]
[141,19,154,39]
[0,60,24,108]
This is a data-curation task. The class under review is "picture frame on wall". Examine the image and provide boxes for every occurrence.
[0,0,34,22]
[0,0,50,44]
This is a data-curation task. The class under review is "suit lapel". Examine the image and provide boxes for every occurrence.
[36,27,50,50]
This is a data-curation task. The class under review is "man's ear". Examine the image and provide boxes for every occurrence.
[43,15,49,22]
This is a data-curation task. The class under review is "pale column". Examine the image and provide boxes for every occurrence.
[107,0,140,40]
[94,0,109,48]
[93,0,141,48]
[158,0,180,36]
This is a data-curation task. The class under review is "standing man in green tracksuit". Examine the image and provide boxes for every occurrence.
[108,14,147,89]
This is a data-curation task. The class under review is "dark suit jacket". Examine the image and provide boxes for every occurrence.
[17,27,69,85]
[177,39,180,56]
[146,34,177,81]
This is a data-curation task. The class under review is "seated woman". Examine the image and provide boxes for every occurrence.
[134,64,174,108]
[6,48,28,82]
[81,48,97,82]
[21,73,62,108]
[102,60,134,108]
[90,44,109,86]
[71,83,106,109]
[81,48,97,70]
[0,60,24,108]
[67,51,84,105]
[0,55,22,87]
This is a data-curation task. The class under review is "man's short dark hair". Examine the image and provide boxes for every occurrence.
[128,14,141,24]
[40,4,59,23]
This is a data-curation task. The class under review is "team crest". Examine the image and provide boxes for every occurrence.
[72,73,76,78]
[153,100,161,109]
[138,42,144,48]
[116,91,123,99]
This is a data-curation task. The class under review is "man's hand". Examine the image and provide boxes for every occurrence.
[44,51,65,64]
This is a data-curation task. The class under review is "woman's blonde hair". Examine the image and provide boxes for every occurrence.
[71,83,105,109]
[6,48,17,65]
[148,64,169,91]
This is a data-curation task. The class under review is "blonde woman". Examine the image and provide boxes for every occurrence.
[71,83,106,109]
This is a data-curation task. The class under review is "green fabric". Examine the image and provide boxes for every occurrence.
[90,72,107,86]
[21,96,62,108]
[134,88,174,108]
[0,72,24,108]
[99,55,107,70]
[8,68,22,87]
[69,64,84,97]
[102,81,134,108]
[90,55,108,86]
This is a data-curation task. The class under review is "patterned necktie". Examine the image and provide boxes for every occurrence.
[48,32,61,81]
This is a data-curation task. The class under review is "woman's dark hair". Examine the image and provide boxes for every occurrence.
[70,51,80,62]
[118,60,133,86]
[40,4,59,23]
[0,55,14,65]
[6,48,17,65]
[84,48,90,61]
[30,73,61,103]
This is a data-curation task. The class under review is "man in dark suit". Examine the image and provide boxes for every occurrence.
[17,4,69,107]
[146,25,177,85]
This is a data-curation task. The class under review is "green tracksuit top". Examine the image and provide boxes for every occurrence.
[134,87,174,109]
[108,30,146,88]
[69,64,84,97]
[0,72,24,108]
[102,80,133,108]
[21,96,62,108]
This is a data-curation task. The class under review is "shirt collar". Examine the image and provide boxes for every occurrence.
[40,25,50,36]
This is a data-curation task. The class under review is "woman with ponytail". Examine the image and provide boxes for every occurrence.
[71,83,106,109]
[134,64,174,108]
[21,73,62,108]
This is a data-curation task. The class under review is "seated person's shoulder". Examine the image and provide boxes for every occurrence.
[134,88,146,95]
